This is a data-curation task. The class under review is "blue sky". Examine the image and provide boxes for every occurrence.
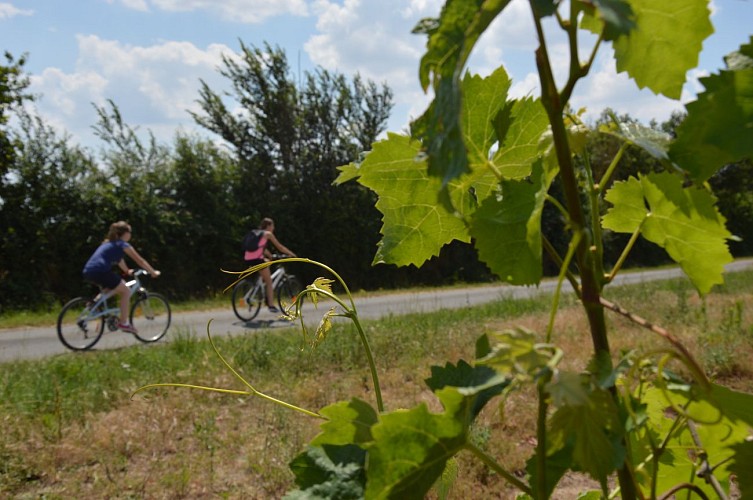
[2,0,752,151]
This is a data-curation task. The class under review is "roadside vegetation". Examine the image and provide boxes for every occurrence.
[1,271,752,498]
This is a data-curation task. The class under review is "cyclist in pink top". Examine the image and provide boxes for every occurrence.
[244,217,296,312]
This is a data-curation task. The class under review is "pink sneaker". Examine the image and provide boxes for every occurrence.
[118,322,138,334]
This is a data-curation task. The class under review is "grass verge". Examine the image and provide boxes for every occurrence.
[1,271,752,498]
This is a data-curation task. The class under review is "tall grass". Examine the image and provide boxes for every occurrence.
[1,271,752,497]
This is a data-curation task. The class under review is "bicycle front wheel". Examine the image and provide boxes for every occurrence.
[277,276,304,312]
[57,297,105,351]
[232,279,262,321]
[130,293,171,342]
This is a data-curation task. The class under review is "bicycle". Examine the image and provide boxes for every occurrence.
[231,254,303,321]
[57,269,171,351]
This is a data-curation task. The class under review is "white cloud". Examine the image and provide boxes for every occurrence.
[115,0,309,23]
[0,2,33,19]
[27,35,236,149]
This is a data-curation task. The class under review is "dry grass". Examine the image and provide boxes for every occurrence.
[3,275,753,499]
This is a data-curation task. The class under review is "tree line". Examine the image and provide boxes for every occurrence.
[1,46,751,313]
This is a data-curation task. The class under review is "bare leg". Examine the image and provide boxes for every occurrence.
[112,280,131,323]
[260,268,274,307]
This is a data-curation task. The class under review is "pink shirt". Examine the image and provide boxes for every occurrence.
[243,233,268,260]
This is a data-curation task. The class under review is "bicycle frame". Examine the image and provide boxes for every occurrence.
[244,264,287,304]
[86,270,148,322]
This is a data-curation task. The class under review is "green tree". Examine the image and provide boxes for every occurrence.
[192,42,393,288]
[0,52,32,173]
[0,111,102,308]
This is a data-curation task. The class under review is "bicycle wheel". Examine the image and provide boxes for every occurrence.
[130,292,171,342]
[277,275,304,312]
[57,297,105,351]
[232,279,262,321]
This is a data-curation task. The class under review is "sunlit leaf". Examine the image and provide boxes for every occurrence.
[414,0,514,185]
[635,385,753,498]
[601,120,672,165]
[476,327,559,378]
[471,158,557,285]
[669,37,753,182]
[491,97,550,180]
[611,0,712,99]
[365,402,466,499]
[340,132,468,267]
[602,172,733,294]
[312,398,379,447]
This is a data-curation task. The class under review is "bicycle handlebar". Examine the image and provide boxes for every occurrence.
[269,253,294,260]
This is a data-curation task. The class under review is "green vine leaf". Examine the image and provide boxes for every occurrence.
[471,158,558,285]
[476,328,559,379]
[336,132,469,267]
[634,385,753,498]
[669,37,753,182]
[425,359,511,422]
[365,400,467,499]
[491,97,550,181]
[601,172,733,294]
[611,0,712,99]
[547,385,625,485]
[311,398,379,447]
[413,0,514,185]
[286,444,366,499]
[601,120,672,166]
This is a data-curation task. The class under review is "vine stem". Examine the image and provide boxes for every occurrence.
[464,441,532,495]
[529,3,636,498]
[237,257,384,412]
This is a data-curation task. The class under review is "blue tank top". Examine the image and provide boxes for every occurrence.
[83,240,131,273]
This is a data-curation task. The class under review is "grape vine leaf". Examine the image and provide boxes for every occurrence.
[286,444,366,500]
[669,37,753,183]
[364,399,466,498]
[425,360,510,420]
[601,172,733,294]
[413,0,514,185]
[336,69,546,269]
[286,399,377,498]
[311,398,378,447]
[471,158,558,285]
[365,361,514,498]
[476,328,559,378]
[335,132,469,267]
[578,0,635,40]
[636,385,753,498]
[601,119,672,167]
[491,97,550,181]
[547,386,625,484]
[611,0,712,99]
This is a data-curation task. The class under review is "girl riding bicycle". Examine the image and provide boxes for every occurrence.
[82,221,160,334]
[244,217,296,313]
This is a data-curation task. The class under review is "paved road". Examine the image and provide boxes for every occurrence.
[2,259,751,363]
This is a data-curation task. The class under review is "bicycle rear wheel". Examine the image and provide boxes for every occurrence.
[232,279,262,321]
[57,297,105,351]
[277,275,304,312]
[130,292,171,342]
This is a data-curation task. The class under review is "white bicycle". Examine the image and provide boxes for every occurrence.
[57,269,171,351]
[231,255,303,321]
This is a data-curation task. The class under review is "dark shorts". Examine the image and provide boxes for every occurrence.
[244,258,264,268]
[83,270,121,290]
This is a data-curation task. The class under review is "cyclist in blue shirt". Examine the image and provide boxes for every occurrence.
[82,221,160,334]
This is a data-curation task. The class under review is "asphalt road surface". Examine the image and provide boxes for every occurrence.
[2,259,751,364]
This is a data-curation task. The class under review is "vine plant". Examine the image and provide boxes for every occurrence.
[140,0,753,498]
